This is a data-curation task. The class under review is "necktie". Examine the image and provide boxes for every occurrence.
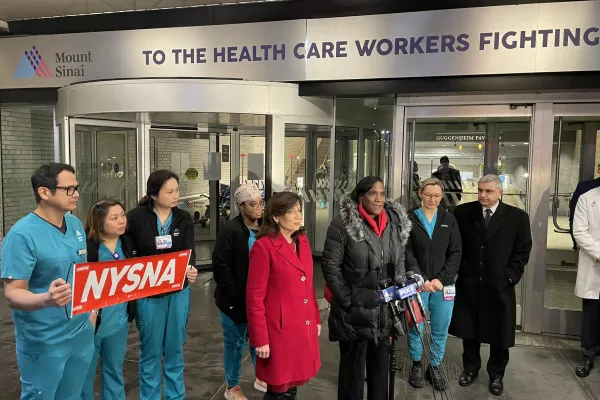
[484,208,492,227]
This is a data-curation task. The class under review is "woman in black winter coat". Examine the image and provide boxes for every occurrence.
[405,177,462,392]
[321,176,412,400]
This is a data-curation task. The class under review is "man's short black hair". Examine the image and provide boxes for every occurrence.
[31,163,76,204]
[440,156,450,163]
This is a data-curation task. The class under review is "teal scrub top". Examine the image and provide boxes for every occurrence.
[154,210,173,236]
[248,228,258,251]
[96,238,128,338]
[0,213,93,353]
[415,208,437,239]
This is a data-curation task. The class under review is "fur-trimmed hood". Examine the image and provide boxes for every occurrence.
[338,195,412,245]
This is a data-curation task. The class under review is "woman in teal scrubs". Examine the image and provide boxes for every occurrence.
[81,199,136,400]
[127,170,198,400]
[405,177,462,391]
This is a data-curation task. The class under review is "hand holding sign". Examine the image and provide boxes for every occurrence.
[46,278,72,307]
[186,266,198,283]
[71,250,191,317]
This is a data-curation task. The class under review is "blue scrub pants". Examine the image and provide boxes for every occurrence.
[220,312,257,388]
[136,287,190,400]
[407,289,454,367]
[81,324,129,400]
[17,343,94,400]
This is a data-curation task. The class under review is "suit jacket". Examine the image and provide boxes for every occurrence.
[569,177,600,248]
[246,233,321,386]
[572,188,600,299]
[449,201,532,348]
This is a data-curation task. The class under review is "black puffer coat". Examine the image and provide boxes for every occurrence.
[321,196,412,343]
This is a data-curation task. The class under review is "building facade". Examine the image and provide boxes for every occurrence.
[1,0,599,339]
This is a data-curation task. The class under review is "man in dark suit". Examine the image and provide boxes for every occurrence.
[569,164,600,249]
[449,174,532,396]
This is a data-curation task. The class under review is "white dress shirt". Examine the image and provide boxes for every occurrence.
[482,201,500,218]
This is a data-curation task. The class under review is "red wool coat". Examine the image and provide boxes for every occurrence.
[246,233,321,386]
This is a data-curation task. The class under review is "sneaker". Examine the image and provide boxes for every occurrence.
[224,385,247,400]
[408,362,424,388]
[426,365,448,391]
[254,378,268,393]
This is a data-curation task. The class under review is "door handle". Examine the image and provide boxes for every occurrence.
[553,117,571,234]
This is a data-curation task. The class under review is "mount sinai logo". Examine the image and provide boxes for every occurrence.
[13,46,92,79]
[13,46,53,79]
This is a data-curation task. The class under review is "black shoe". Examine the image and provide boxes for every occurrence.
[287,387,297,400]
[409,363,424,388]
[489,378,504,396]
[458,371,478,387]
[576,359,594,377]
[426,365,448,391]
[264,390,292,400]
[263,392,283,400]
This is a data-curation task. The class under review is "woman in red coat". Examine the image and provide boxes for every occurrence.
[246,191,321,400]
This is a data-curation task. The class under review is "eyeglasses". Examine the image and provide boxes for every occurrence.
[49,185,80,196]
[422,193,442,199]
[247,201,266,210]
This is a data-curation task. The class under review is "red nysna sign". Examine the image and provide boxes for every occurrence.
[71,250,191,317]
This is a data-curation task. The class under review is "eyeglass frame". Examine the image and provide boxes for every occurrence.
[421,193,443,200]
[245,201,266,210]
[45,185,81,196]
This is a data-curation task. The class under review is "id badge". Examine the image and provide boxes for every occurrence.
[155,235,173,250]
[443,285,456,301]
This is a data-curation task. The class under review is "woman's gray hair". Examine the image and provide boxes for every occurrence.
[479,174,503,189]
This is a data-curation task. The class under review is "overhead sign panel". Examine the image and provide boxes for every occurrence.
[0,1,599,89]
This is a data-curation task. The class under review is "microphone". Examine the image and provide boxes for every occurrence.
[395,273,426,328]
[405,271,424,287]
[402,272,427,318]
[379,279,405,337]
[378,279,396,303]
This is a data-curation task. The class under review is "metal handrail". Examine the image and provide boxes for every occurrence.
[553,117,571,233]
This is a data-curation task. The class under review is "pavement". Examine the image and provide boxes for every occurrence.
[0,271,598,399]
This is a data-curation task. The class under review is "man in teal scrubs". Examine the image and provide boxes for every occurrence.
[1,163,95,400]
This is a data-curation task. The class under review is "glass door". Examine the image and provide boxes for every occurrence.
[239,131,266,204]
[543,107,600,335]
[149,129,227,266]
[69,119,138,219]
[285,123,390,255]
[285,124,332,254]
[405,105,533,326]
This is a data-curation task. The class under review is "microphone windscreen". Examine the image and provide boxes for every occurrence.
[394,275,405,285]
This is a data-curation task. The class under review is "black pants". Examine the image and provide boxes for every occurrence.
[338,338,389,400]
[462,338,510,379]
[581,298,600,360]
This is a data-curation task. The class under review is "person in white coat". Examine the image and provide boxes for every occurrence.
[572,188,600,377]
